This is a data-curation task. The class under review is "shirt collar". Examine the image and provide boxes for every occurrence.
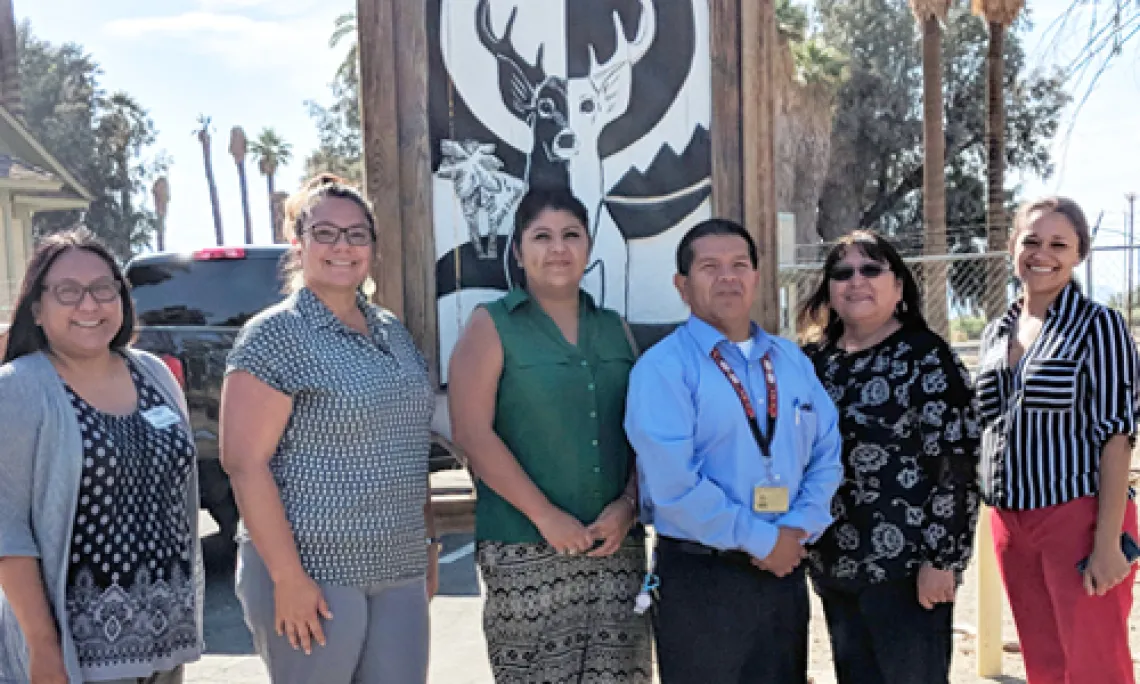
[296,286,385,335]
[684,315,772,360]
[501,287,598,314]
[996,280,1083,337]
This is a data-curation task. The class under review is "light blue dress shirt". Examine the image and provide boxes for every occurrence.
[625,316,843,560]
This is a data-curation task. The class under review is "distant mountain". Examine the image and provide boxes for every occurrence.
[605,125,712,240]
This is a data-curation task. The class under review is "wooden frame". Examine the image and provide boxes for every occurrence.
[358,0,780,382]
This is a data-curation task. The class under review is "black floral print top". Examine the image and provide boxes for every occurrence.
[806,325,982,588]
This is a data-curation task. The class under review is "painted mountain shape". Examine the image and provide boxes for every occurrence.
[605,125,712,241]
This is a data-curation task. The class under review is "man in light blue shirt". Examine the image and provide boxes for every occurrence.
[625,218,843,684]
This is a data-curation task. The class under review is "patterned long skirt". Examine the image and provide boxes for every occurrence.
[476,537,653,684]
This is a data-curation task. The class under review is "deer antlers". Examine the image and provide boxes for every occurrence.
[476,0,546,81]
[590,0,657,78]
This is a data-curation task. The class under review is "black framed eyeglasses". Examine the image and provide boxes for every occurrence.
[305,221,375,247]
[43,278,122,306]
[829,263,889,282]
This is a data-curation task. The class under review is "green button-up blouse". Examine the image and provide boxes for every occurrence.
[475,288,637,544]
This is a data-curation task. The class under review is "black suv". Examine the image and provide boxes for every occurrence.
[126,246,458,543]
[126,246,289,543]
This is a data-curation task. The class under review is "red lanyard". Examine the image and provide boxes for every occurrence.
[710,347,778,460]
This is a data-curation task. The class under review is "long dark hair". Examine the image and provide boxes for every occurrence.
[3,228,135,364]
[797,230,926,346]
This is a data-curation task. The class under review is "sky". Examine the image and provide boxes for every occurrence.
[16,0,1140,266]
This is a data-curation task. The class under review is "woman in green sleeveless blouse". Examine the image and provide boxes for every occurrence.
[449,187,652,683]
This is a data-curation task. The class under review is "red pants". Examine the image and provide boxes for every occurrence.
[992,496,1138,684]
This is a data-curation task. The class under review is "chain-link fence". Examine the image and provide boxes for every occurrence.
[778,236,1012,368]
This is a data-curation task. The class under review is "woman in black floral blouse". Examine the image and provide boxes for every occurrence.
[798,231,981,684]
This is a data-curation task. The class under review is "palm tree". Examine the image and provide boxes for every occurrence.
[152,176,170,251]
[910,0,952,337]
[330,12,358,89]
[195,115,225,246]
[250,129,293,239]
[973,0,1025,319]
[229,126,254,244]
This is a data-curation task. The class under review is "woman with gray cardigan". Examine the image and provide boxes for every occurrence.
[0,229,203,684]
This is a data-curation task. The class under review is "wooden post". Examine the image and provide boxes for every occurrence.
[357,0,406,322]
[710,0,780,333]
[977,506,1004,676]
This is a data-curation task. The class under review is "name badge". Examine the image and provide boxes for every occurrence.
[141,405,180,430]
[753,486,789,513]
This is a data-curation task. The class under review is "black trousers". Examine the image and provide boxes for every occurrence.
[653,540,809,684]
[814,576,953,684]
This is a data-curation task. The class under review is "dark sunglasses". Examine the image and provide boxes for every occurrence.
[829,263,889,282]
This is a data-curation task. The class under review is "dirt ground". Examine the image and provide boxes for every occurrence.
[805,456,1140,684]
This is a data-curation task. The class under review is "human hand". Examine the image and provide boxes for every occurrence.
[1083,542,1131,597]
[533,506,595,555]
[916,563,957,610]
[752,527,808,577]
[587,497,636,557]
[274,571,333,655]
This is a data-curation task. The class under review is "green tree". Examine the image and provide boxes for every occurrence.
[814,0,1069,311]
[18,23,167,259]
[250,128,293,237]
[305,11,361,184]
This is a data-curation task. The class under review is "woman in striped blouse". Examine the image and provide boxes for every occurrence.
[976,196,1138,683]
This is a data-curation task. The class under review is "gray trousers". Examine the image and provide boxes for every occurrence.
[235,543,429,684]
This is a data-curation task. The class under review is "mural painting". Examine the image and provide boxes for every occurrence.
[429,0,713,377]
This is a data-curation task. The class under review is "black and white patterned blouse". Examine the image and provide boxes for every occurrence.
[226,287,434,587]
[977,282,1140,510]
[806,326,982,587]
[64,357,198,681]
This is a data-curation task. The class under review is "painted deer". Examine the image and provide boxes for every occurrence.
[566,0,657,315]
[437,139,525,259]
[476,0,572,190]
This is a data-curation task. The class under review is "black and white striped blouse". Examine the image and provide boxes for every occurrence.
[976,281,1139,510]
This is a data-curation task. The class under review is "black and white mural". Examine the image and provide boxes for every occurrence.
[430,0,712,377]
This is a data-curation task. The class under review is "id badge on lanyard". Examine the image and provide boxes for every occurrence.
[710,346,789,513]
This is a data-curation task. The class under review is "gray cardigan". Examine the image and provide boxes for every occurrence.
[0,350,204,683]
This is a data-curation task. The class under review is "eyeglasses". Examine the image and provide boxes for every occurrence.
[829,263,889,282]
[43,278,122,306]
[305,222,375,247]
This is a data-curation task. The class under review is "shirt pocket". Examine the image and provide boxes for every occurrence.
[1021,358,1080,411]
[794,400,819,466]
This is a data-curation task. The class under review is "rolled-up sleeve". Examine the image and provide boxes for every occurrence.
[226,314,299,396]
[625,355,780,559]
[0,367,43,559]
[775,370,843,541]
[1087,308,1140,445]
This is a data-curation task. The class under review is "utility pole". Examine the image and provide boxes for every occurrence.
[1128,193,1136,329]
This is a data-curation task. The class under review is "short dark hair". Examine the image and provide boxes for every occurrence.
[796,230,926,346]
[3,228,136,364]
[676,218,758,276]
[512,185,590,241]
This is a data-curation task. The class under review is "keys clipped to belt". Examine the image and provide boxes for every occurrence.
[634,552,658,615]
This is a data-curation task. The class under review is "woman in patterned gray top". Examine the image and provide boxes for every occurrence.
[0,229,203,684]
[221,174,436,684]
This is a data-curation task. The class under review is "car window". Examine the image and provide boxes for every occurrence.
[127,257,286,327]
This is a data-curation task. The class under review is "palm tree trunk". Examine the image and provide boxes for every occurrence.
[201,143,225,246]
[266,174,278,239]
[984,21,1008,320]
[156,216,166,251]
[237,162,253,244]
[921,15,949,338]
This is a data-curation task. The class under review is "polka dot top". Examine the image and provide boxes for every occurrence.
[226,287,434,587]
[64,356,199,680]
